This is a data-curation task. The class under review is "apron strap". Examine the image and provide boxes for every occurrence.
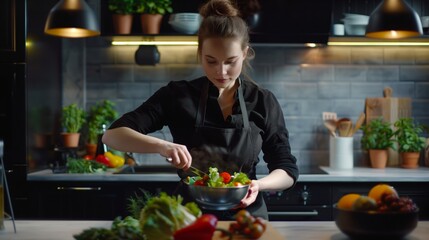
[237,78,250,129]
[196,78,250,129]
[195,80,209,127]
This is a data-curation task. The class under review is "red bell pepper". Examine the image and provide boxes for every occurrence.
[173,214,218,240]
[95,154,111,167]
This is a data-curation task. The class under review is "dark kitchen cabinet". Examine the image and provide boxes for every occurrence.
[0,0,26,63]
[0,0,27,218]
[27,181,178,219]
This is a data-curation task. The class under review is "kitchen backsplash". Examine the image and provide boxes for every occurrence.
[60,38,429,170]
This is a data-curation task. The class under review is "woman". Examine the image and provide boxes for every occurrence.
[102,0,298,220]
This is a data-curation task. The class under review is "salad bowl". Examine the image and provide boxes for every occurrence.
[184,180,249,210]
[183,167,251,210]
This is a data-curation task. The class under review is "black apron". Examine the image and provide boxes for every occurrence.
[175,79,267,220]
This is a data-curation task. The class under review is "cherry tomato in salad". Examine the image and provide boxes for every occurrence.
[194,179,205,186]
[220,171,232,184]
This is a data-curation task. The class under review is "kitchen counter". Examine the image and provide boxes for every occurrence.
[1,220,428,239]
[27,166,429,182]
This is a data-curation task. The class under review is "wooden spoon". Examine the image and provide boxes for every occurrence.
[324,119,337,137]
[337,118,352,137]
[348,112,366,137]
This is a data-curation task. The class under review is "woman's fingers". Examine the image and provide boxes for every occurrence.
[164,144,192,170]
[239,180,259,207]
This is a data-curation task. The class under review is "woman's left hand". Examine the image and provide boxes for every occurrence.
[238,180,260,208]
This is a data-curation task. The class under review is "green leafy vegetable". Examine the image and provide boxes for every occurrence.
[139,192,201,240]
[127,189,153,219]
[73,216,144,240]
[232,172,251,185]
[73,228,116,240]
[207,167,222,187]
[111,216,143,239]
[67,158,107,174]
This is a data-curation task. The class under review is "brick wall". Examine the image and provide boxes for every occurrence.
[65,39,429,168]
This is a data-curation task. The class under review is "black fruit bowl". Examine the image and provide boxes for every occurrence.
[334,206,419,239]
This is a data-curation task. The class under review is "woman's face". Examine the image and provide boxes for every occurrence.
[201,37,248,91]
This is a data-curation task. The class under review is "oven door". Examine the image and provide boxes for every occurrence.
[264,182,333,221]
[267,205,332,221]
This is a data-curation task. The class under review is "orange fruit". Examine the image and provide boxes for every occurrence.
[337,193,361,210]
[368,184,398,202]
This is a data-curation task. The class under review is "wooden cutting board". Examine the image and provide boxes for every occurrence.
[365,87,412,166]
[213,221,284,240]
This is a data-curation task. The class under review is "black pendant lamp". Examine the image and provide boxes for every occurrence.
[45,0,100,38]
[365,0,423,39]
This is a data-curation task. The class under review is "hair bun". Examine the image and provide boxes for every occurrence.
[199,0,239,18]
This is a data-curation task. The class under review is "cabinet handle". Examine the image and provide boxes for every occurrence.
[268,210,318,216]
[57,187,102,191]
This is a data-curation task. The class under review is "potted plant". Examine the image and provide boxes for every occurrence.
[135,0,173,34]
[360,118,396,168]
[86,100,118,157]
[61,104,86,148]
[108,0,136,34]
[394,118,426,169]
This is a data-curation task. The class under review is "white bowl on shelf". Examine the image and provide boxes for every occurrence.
[169,13,202,34]
[341,13,369,36]
[342,13,369,25]
[344,23,367,36]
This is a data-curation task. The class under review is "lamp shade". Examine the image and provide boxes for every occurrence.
[365,0,423,39]
[44,0,100,38]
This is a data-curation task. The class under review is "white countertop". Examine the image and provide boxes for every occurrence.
[1,220,428,240]
[27,166,429,182]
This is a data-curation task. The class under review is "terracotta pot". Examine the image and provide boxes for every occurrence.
[34,133,52,149]
[400,152,420,169]
[61,132,80,148]
[112,14,133,34]
[86,143,97,158]
[140,14,163,34]
[369,149,388,169]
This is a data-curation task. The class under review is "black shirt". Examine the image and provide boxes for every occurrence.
[110,77,299,182]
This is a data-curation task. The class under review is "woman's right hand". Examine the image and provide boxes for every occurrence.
[103,127,192,170]
[160,142,192,170]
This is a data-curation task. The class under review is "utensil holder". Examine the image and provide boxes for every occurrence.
[330,136,354,169]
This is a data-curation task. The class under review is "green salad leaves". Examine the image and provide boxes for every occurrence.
[188,167,251,187]
[139,192,202,240]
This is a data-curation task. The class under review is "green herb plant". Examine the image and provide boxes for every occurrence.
[127,189,153,219]
[393,118,426,152]
[74,216,143,240]
[67,158,106,174]
[61,104,86,133]
[87,100,118,144]
[360,118,396,150]
[135,0,173,15]
[108,0,136,15]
